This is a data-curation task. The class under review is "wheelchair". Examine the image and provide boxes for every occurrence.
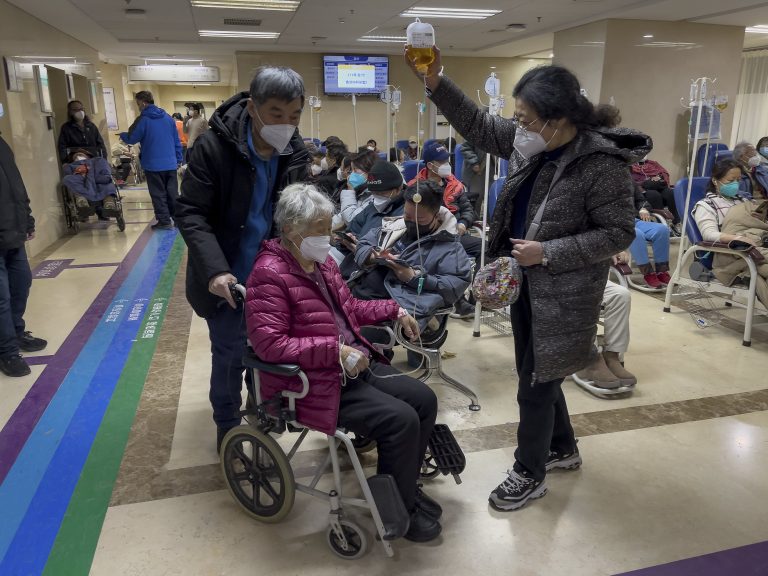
[220,285,465,559]
[61,146,126,233]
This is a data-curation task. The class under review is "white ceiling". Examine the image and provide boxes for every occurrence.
[8,0,768,85]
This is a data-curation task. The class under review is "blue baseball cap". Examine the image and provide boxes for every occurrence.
[422,141,450,164]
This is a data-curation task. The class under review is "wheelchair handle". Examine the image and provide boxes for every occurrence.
[229,283,246,303]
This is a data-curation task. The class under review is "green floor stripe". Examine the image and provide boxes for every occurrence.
[43,236,185,576]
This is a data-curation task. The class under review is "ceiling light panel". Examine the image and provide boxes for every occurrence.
[746,26,768,34]
[199,29,280,38]
[401,7,501,20]
[358,35,408,43]
[191,0,299,10]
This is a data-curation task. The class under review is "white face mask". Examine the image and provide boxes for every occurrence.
[298,234,331,263]
[311,164,323,176]
[372,194,393,212]
[514,121,555,160]
[73,110,85,121]
[320,157,329,171]
[336,168,345,181]
[436,163,452,178]
[254,109,295,152]
[409,142,417,149]
[748,155,761,168]
[74,155,88,162]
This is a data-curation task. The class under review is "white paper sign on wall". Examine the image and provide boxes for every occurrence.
[127,65,220,83]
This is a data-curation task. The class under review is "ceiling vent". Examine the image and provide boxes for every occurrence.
[125,8,147,19]
[223,18,262,26]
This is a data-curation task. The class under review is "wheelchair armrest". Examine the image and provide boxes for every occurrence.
[651,208,674,221]
[695,241,766,264]
[242,352,301,377]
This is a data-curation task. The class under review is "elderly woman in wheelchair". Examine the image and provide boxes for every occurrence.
[240,182,444,547]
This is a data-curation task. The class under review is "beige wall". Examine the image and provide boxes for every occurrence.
[0,0,104,256]
[555,19,745,180]
[553,21,607,102]
[236,51,542,150]
[99,63,129,149]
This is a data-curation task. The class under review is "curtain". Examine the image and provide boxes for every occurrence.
[731,50,768,147]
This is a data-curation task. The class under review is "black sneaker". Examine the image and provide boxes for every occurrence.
[216,425,238,453]
[404,507,442,543]
[489,469,547,511]
[545,449,582,472]
[416,485,442,520]
[16,331,47,352]
[0,354,31,377]
[449,298,475,320]
[151,222,174,231]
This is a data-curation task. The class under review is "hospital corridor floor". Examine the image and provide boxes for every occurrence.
[1,186,767,576]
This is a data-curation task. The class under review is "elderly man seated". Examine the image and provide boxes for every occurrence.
[733,141,768,200]
[62,149,119,218]
[350,180,473,331]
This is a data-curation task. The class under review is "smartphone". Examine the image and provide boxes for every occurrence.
[375,257,410,267]
[614,262,633,276]
[334,231,353,241]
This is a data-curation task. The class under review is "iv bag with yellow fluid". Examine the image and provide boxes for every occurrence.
[406,19,435,74]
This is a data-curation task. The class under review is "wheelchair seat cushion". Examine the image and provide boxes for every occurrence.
[472,257,522,310]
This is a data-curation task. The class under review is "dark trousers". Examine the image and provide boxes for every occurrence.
[643,186,680,223]
[205,303,248,429]
[145,170,178,225]
[0,246,32,357]
[338,362,437,510]
[510,280,576,481]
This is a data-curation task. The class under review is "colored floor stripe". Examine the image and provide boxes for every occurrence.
[0,231,166,562]
[43,238,184,576]
[0,233,181,575]
[615,540,768,575]
[0,225,153,483]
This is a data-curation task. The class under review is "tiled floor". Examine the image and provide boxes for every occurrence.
[1,185,767,575]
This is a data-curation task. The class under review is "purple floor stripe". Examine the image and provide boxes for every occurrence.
[0,225,153,483]
[23,356,54,366]
[615,540,768,576]
[68,263,122,269]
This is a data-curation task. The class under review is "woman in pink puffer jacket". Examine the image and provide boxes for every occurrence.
[245,183,442,543]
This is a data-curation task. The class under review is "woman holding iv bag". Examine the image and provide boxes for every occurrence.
[405,41,651,511]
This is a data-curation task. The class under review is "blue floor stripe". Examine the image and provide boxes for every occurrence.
[0,232,164,562]
[0,231,177,575]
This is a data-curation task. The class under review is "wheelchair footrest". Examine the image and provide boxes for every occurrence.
[367,474,410,541]
[428,424,466,484]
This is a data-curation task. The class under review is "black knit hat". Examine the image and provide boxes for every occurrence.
[366,160,404,192]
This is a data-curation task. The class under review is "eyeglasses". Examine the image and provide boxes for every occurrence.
[511,115,543,135]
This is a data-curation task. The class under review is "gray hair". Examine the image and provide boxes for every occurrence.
[733,141,754,161]
[274,183,335,234]
[249,66,305,107]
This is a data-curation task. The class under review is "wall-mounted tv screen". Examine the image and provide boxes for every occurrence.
[323,55,389,96]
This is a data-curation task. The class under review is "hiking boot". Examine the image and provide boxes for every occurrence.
[545,448,582,472]
[489,469,547,511]
[0,354,31,377]
[643,273,663,289]
[449,298,475,320]
[74,194,91,218]
[574,354,621,389]
[603,351,637,387]
[16,331,47,352]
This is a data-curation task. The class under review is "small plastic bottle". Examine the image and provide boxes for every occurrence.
[406,18,435,74]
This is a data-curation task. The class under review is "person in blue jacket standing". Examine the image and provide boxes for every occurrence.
[120,91,183,230]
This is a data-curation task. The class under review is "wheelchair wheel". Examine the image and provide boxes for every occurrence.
[326,520,367,560]
[420,447,440,480]
[220,425,295,523]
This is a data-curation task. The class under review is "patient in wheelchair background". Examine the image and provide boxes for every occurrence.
[244,183,445,543]
[62,148,119,219]
[349,180,473,337]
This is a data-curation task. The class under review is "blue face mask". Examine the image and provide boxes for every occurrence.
[348,172,367,189]
[760,147,768,158]
[718,181,740,198]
